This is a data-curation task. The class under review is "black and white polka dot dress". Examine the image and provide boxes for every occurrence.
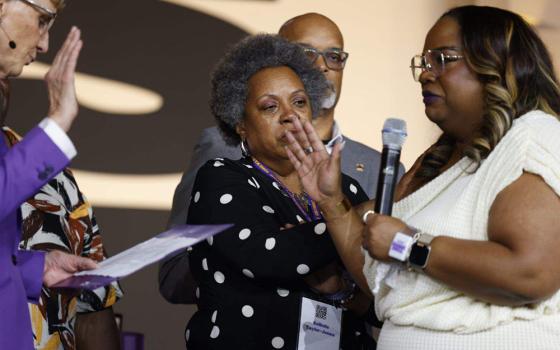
[185,157,374,350]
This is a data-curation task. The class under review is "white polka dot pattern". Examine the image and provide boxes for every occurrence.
[314,223,326,235]
[210,326,220,339]
[263,205,275,214]
[220,194,233,204]
[247,177,260,189]
[186,158,373,346]
[242,269,254,278]
[297,264,310,275]
[241,305,254,318]
[265,238,276,250]
[272,336,285,349]
[238,228,251,240]
[214,271,225,284]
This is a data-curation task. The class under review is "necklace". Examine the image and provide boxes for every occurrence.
[251,157,322,222]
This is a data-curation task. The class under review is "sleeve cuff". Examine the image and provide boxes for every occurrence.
[16,250,46,303]
[39,118,77,160]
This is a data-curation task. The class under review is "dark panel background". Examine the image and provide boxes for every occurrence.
[8,0,248,348]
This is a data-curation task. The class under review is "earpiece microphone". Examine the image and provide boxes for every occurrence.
[0,23,16,49]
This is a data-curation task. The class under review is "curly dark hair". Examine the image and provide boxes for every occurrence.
[210,34,330,145]
[416,5,560,180]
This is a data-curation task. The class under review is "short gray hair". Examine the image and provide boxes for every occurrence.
[210,34,329,145]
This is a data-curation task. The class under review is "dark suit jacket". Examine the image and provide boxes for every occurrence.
[160,126,404,304]
[0,126,70,349]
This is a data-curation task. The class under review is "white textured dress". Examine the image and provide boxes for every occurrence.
[363,110,560,349]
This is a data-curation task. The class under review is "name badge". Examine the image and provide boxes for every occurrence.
[297,296,342,349]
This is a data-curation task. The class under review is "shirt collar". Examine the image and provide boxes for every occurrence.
[324,121,345,154]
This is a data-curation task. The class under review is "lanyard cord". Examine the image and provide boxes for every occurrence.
[251,157,322,222]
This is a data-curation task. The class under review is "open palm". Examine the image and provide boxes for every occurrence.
[285,118,344,204]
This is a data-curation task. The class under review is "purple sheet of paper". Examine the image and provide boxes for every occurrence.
[53,275,118,290]
[52,224,232,290]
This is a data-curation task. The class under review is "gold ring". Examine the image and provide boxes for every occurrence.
[362,210,376,224]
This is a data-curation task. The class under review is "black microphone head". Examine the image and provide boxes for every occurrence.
[382,118,407,150]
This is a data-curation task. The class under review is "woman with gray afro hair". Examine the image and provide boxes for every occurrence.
[210,34,330,145]
[184,33,374,350]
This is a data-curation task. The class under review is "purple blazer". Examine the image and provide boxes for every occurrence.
[0,126,70,349]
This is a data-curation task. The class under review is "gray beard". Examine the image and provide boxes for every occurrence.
[321,88,337,110]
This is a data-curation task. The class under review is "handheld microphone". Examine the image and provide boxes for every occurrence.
[374,118,407,215]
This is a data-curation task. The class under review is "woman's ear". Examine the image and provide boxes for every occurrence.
[236,121,246,140]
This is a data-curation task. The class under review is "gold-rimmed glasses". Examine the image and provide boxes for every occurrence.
[410,49,463,82]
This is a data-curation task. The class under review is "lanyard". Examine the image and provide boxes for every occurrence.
[251,157,322,222]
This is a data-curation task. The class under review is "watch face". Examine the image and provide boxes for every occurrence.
[409,245,430,267]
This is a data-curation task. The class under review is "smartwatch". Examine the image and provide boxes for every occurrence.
[407,232,435,271]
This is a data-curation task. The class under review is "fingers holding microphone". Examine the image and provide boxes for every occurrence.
[362,212,409,262]
[45,26,83,132]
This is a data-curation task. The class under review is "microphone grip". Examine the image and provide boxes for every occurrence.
[374,146,401,216]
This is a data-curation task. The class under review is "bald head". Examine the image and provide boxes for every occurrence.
[278,12,345,113]
[278,13,344,48]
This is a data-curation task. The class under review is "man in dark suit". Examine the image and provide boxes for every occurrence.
[160,13,403,304]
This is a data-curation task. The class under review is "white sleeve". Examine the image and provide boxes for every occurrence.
[38,117,77,159]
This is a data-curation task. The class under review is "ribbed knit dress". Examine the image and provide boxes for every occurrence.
[363,110,560,349]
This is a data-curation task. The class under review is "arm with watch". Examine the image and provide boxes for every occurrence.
[285,118,560,307]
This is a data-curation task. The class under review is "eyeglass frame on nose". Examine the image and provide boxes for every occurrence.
[410,48,463,82]
[301,46,349,71]
[19,0,57,34]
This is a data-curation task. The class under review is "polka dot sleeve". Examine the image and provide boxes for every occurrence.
[187,159,366,285]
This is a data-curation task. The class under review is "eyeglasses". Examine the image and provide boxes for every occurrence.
[410,49,463,82]
[302,47,349,71]
[19,0,57,34]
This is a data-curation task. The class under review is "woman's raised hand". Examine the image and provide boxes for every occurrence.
[284,117,344,205]
[45,27,83,132]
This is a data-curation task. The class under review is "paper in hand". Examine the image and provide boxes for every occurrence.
[53,224,232,290]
